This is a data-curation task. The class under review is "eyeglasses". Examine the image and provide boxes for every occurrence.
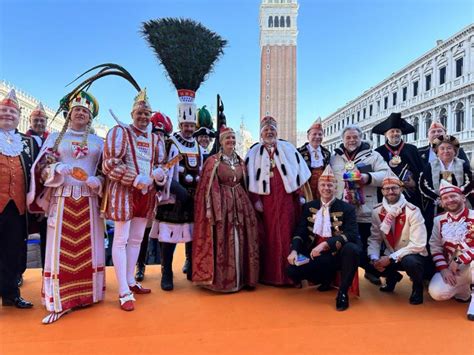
[382,186,400,192]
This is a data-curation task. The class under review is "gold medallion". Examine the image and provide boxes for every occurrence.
[389,155,402,167]
[345,161,355,171]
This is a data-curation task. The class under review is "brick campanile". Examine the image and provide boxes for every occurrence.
[259,0,299,144]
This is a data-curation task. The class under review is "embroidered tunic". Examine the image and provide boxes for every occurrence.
[29,130,105,313]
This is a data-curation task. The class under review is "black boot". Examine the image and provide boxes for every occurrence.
[336,291,349,311]
[380,272,403,293]
[409,283,424,305]
[135,263,145,282]
[182,241,192,278]
[160,243,176,291]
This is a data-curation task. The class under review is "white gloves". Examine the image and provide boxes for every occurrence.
[152,167,167,183]
[254,200,264,212]
[133,174,153,190]
[85,176,101,190]
[56,163,72,176]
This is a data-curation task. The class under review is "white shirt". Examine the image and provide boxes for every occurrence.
[307,143,324,168]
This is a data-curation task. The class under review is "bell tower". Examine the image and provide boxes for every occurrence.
[259,0,299,144]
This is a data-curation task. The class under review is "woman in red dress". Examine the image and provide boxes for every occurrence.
[192,127,259,292]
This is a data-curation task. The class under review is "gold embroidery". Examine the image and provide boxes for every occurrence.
[309,207,318,214]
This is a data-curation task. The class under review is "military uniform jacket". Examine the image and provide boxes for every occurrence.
[290,198,360,256]
[430,208,474,271]
[368,202,428,261]
[297,143,331,170]
[419,157,473,204]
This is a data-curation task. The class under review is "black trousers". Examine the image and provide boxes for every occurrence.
[137,227,151,267]
[358,222,376,271]
[287,242,361,294]
[368,254,425,289]
[0,201,26,299]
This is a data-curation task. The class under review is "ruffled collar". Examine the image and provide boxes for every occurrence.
[0,129,23,157]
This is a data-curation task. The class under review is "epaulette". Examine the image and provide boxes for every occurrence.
[278,138,288,142]
[405,203,417,211]
[374,202,382,208]
[249,142,259,150]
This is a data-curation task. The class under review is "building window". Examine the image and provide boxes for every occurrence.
[346,116,349,125]
[274,16,279,27]
[413,81,419,97]
[439,108,447,128]
[402,87,407,101]
[456,57,463,77]
[392,92,397,106]
[266,79,270,86]
[425,113,432,135]
[369,104,373,116]
[363,108,366,119]
[268,16,273,27]
[351,114,354,123]
[286,16,291,27]
[384,97,388,110]
[377,100,380,112]
[413,117,419,141]
[471,108,474,129]
[455,103,465,132]
[439,66,446,85]
[425,74,431,91]
[280,16,285,27]
[357,111,360,120]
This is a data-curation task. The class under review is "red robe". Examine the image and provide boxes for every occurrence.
[192,154,259,292]
[253,169,301,286]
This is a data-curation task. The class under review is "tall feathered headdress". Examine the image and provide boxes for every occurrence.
[56,63,142,121]
[142,18,227,125]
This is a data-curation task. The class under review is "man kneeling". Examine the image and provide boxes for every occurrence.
[368,173,427,305]
[428,180,474,321]
[287,165,361,311]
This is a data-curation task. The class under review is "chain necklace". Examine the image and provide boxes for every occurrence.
[222,151,239,171]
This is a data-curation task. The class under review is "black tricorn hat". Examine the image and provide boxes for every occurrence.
[193,126,216,138]
[371,112,415,135]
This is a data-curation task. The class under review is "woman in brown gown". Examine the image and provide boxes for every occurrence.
[192,127,259,292]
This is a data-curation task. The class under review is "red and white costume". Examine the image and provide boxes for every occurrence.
[102,90,166,301]
[428,208,474,299]
[29,129,105,313]
[428,180,474,319]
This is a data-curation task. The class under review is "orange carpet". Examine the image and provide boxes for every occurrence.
[1,245,472,355]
